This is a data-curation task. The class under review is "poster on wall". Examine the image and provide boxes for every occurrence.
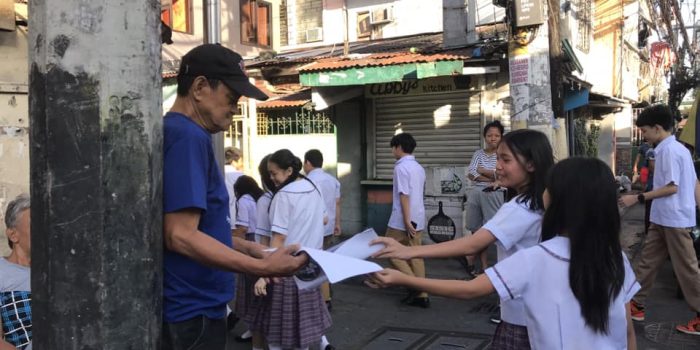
[509,56,529,86]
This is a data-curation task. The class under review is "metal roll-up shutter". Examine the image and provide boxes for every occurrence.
[374,91,482,179]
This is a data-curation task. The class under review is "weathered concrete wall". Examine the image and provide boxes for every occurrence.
[0,17,29,257]
[30,0,162,348]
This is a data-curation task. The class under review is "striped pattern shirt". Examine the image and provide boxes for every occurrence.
[468,149,497,186]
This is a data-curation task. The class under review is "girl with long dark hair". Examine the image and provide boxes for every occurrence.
[372,157,640,349]
[373,129,554,348]
[262,149,331,350]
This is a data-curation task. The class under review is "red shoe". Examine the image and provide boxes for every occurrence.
[630,300,645,321]
[676,316,700,335]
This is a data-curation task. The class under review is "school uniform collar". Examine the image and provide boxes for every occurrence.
[396,155,416,164]
[537,236,570,262]
[307,168,324,176]
[654,134,675,152]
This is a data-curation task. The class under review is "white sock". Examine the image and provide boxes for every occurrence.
[239,329,252,339]
[268,346,282,350]
[320,335,330,348]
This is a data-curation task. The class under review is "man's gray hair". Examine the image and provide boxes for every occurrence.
[4,193,30,229]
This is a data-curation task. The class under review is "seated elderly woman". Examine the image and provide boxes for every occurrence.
[1,194,32,350]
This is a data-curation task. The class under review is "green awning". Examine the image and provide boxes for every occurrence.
[299,61,464,87]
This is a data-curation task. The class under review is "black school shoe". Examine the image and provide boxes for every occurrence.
[489,306,501,324]
[406,297,430,308]
[234,333,252,342]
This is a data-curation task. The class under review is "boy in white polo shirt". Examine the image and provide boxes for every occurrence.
[619,104,700,335]
[386,133,428,308]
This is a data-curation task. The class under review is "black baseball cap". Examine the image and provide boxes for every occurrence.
[179,44,269,101]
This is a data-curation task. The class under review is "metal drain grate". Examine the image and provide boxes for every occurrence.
[644,322,700,349]
[361,327,491,350]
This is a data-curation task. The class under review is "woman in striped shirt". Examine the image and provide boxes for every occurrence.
[465,120,505,278]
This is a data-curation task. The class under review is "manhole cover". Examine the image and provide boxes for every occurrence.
[361,327,491,350]
[362,329,430,350]
[422,334,491,350]
[645,322,700,349]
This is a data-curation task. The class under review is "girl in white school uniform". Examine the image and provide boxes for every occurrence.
[263,149,331,350]
[373,129,554,349]
[372,157,640,350]
[232,175,265,343]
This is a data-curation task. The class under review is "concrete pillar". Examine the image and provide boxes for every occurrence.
[508,1,556,144]
[29,1,162,348]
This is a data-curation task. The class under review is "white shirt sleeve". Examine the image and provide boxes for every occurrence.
[395,165,411,196]
[485,249,532,301]
[482,201,541,251]
[235,198,252,228]
[656,149,682,187]
[254,195,272,236]
[335,179,341,199]
[269,193,291,236]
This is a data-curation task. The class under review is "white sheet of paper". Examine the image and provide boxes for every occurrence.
[327,228,384,258]
[293,229,386,289]
[294,248,383,289]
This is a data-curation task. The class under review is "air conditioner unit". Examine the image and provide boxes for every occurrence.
[370,6,393,25]
[305,27,323,42]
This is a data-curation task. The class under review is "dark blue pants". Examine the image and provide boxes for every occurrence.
[162,315,227,350]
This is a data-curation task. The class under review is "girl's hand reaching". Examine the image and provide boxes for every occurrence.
[254,277,269,296]
[370,237,413,260]
[369,268,407,288]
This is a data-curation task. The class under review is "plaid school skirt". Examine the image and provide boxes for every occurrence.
[262,277,332,348]
[489,321,531,350]
[234,273,256,317]
[234,233,258,318]
[242,277,269,332]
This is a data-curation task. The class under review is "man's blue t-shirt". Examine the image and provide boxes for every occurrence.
[162,112,234,323]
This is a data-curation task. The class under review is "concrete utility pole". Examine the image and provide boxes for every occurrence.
[203,0,226,170]
[29,1,162,348]
[508,0,567,158]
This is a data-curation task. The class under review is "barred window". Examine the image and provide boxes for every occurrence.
[257,109,335,135]
[576,0,591,53]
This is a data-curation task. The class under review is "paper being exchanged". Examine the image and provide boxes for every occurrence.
[294,229,385,290]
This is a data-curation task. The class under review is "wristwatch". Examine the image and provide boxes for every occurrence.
[637,193,646,203]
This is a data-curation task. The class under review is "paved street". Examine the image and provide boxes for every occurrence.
[229,204,700,349]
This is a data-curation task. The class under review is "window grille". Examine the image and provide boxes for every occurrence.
[257,109,335,135]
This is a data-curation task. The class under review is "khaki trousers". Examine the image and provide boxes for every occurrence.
[633,223,700,312]
[320,235,336,302]
[386,227,428,298]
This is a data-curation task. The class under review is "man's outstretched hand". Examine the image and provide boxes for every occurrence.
[257,244,308,276]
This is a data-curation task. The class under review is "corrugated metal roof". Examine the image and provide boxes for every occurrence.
[256,83,310,109]
[247,32,444,68]
[298,51,469,73]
